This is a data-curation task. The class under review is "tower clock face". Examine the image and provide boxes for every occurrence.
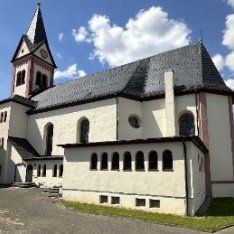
[40,49,49,59]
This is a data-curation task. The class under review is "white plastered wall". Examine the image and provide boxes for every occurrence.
[62,141,206,215]
[141,94,197,139]
[2,102,29,184]
[27,98,117,155]
[27,159,63,188]
[206,94,234,197]
[5,144,26,184]
[186,142,206,215]
[34,43,53,65]
[15,40,30,59]
[0,103,11,183]
[118,97,142,140]
[142,99,166,138]
[8,102,29,138]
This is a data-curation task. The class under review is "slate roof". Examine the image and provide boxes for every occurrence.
[0,95,36,108]
[26,3,47,46]
[31,42,233,112]
[9,137,40,160]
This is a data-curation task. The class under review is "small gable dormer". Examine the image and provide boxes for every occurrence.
[11,3,56,98]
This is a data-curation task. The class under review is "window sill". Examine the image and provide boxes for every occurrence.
[148,169,159,172]
[135,169,145,172]
[100,169,108,171]
[90,169,98,171]
[111,169,120,171]
[123,169,132,171]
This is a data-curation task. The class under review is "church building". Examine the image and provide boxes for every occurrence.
[0,3,234,216]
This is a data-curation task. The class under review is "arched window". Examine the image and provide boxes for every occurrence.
[16,70,26,86]
[163,150,173,170]
[136,151,145,170]
[36,72,42,86]
[16,72,21,86]
[37,164,41,177]
[0,164,2,177]
[112,152,119,170]
[42,164,46,177]
[21,70,26,84]
[59,165,63,177]
[53,164,57,177]
[179,112,195,136]
[90,153,98,170]
[123,152,132,170]
[42,75,47,88]
[80,118,89,144]
[45,123,54,156]
[101,153,108,170]
[149,151,158,170]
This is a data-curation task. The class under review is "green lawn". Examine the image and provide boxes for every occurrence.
[62,198,234,233]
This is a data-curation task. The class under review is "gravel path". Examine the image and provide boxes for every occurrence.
[0,187,227,234]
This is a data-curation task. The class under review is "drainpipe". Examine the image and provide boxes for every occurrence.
[116,97,119,141]
[195,92,200,136]
[182,139,190,216]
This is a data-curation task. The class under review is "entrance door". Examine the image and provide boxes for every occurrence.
[25,164,33,182]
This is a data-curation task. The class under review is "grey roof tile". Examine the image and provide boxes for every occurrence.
[31,42,233,111]
[9,137,40,160]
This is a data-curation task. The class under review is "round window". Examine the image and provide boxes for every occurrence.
[128,115,140,128]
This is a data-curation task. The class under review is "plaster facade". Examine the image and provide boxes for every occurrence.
[62,141,206,215]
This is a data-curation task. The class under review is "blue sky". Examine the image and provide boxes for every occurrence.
[1,0,234,99]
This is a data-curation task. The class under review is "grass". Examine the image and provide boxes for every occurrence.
[61,198,234,232]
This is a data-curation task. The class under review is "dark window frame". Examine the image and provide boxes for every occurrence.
[90,153,98,170]
[135,151,145,171]
[53,164,57,177]
[148,151,158,171]
[101,153,108,170]
[111,152,119,170]
[123,152,132,170]
[162,150,173,171]
[80,118,89,144]
[179,112,195,136]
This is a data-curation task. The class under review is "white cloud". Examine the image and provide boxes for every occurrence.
[58,32,64,42]
[72,27,91,42]
[56,53,62,59]
[74,6,191,66]
[54,64,86,79]
[225,0,234,8]
[225,78,234,90]
[212,54,224,71]
[225,51,234,71]
[223,14,234,50]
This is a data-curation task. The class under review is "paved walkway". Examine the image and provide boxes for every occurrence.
[0,187,232,234]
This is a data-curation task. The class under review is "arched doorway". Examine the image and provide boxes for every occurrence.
[25,164,33,182]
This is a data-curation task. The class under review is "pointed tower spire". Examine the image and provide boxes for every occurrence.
[26,2,47,45]
[11,2,56,98]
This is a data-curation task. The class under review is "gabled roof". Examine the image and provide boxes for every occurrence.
[30,42,233,112]
[9,137,40,160]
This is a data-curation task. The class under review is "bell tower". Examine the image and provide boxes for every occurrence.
[11,3,56,98]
